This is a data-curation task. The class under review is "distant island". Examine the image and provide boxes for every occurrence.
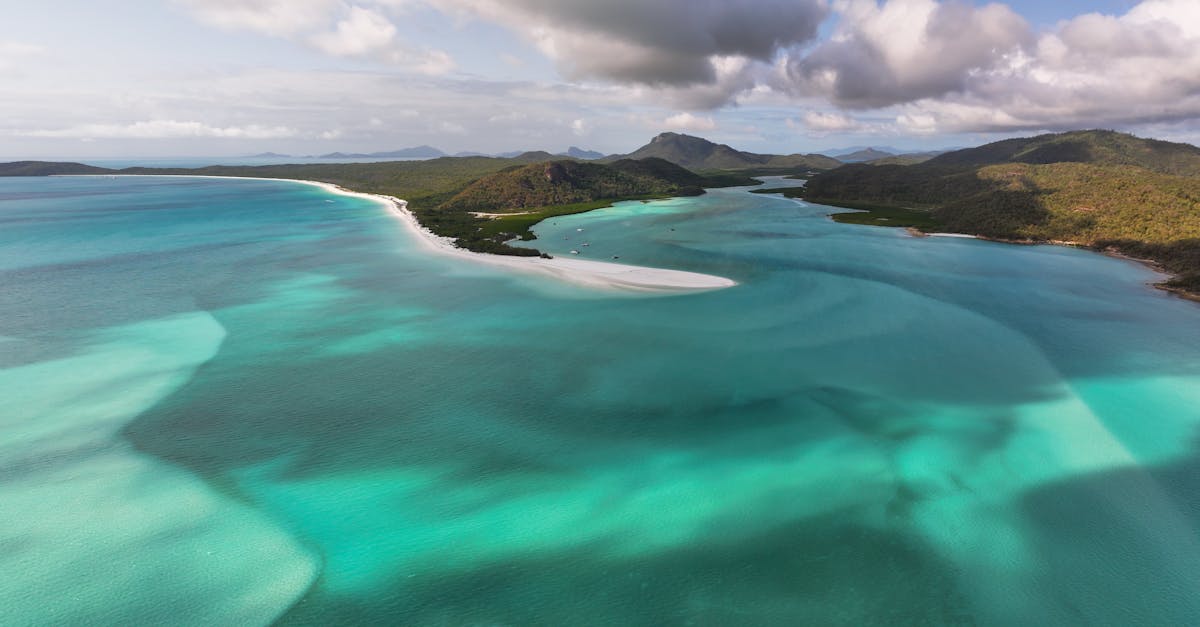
[561,146,605,160]
[319,145,447,159]
[493,147,605,160]
[6,129,1200,300]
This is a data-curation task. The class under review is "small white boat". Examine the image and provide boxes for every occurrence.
[576,228,584,232]
[582,243,590,247]
[570,250,580,255]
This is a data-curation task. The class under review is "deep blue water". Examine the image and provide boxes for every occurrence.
[2,175,1200,625]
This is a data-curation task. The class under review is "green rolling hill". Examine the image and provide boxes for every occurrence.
[802,130,1200,296]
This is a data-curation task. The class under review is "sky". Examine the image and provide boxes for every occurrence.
[2,0,1197,158]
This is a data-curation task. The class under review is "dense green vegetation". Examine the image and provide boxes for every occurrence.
[826,204,943,229]
[804,131,1200,296]
[752,187,943,229]
[440,158,730,213]
[868,152,941,166]
[750,187,805,199]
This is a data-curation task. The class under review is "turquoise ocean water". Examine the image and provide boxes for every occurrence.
[2,175,1200,625]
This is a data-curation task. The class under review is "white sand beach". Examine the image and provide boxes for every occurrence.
[375,194,737,293]
[210,176,738,293]
[71,175,737,292]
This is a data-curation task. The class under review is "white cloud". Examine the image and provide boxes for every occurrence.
[784,0,1030,109]
[890,0,1200,133]
[664,113,717,132]
[21,120,298,140]
[311,6,398,56]
[798,111,862,132]
[177,0,339,37]
[179,0,454,74]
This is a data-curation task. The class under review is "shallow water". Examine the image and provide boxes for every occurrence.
[3,176,1200,625]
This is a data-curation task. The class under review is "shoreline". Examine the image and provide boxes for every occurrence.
[795,191,1197,302]
[83,175,737,294]
[909,229,1198,302]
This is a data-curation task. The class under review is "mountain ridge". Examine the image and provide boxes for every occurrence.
[605,132,841,172]
[836,148,895,163]
[926,130,1200,176]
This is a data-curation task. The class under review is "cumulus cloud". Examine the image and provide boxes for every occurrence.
[430,0,827,106]
[178,0,454,74]
[311,6,397,56]
[891,0,1200,133]
[783,0,1030,109]
[21,120,298,140]
[664,113,717,132]
[177,0,339,37]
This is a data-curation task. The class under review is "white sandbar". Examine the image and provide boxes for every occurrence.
[380,197,736,292]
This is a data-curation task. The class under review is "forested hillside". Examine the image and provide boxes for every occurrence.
[804,131,1200,295]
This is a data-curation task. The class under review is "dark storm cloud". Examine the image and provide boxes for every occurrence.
[450,0,828,87]
[783,0,1031,109]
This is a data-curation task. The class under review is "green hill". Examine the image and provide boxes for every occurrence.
[837,148,894,163]
[440,157,755,213]
[760,153,844,172]
[512,151,560,162]
[926,130,1200,176]
[607,132,841,173]
[428,157,758,253]
[803,131,1200,296]
[439,159,695,213]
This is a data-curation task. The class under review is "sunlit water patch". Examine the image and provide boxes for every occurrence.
[3,176,1200,624]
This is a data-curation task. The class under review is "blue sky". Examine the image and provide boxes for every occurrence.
[2,0,1198,158]
[1012,0,1135,25]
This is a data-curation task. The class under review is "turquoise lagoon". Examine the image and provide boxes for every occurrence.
[2,175,1200,624]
